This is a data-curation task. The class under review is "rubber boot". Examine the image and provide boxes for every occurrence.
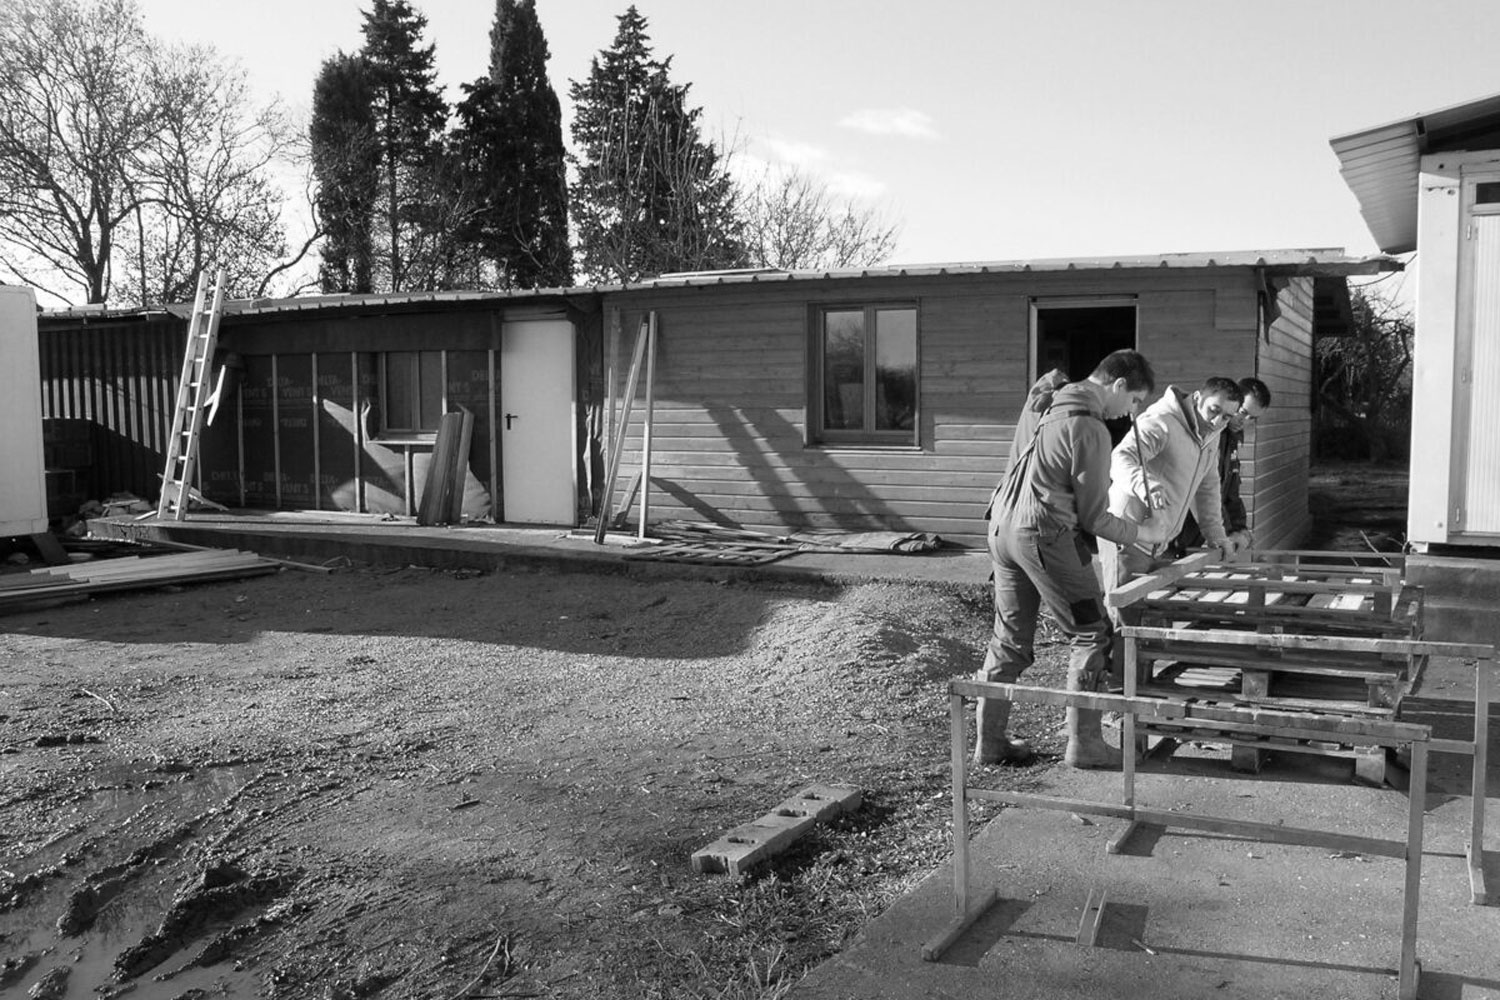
[1064,707,1122,769]
[1063,666,1123,770]
[973,698,1033,765]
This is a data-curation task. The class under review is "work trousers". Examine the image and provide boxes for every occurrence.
[1096,538,1169,629]
[979,518,1112,692]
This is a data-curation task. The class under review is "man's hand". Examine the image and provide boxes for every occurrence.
[1209,538,1236,563]
[1228,529,1254,556]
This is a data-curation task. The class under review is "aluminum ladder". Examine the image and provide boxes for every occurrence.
[156,269,227,520]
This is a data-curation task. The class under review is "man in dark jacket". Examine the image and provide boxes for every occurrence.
[1171,377,1272,557]
[974,349,1155,769]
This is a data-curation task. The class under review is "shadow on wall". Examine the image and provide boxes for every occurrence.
[642,402,912,533]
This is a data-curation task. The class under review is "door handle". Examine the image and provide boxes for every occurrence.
[504,412,518,430]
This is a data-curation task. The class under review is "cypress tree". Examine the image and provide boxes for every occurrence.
[568,6,746,283]
[360,0,447,291]
[454,0,572,288]
[310,53,379,293]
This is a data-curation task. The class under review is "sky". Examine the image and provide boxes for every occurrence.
[137,0,1500,303]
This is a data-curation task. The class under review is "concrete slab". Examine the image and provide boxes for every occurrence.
[85,511,994,594]
[790,658,1500,1000]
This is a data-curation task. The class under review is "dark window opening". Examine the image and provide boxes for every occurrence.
[382,350,444,434]
[1034,304,1136,444]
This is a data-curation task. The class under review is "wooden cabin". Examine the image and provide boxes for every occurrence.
[599,250,1392,547]
[35,249,1391,548]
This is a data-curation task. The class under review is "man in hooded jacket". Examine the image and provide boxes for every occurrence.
[974,349,1155,770]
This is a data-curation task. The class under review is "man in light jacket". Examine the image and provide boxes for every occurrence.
[1100,377,1245,601]
[974,350,1155,770]
[1171,376,1272,558]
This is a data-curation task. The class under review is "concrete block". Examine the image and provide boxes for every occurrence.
[692,782,863,877]
[773,782,863,823]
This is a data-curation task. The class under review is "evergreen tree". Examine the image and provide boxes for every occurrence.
[568,6,746,283]
[453,0,572,289]
[310,53,379,293]
[360,0,447,291]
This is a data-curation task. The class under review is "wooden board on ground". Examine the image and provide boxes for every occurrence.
[625,541,795,566]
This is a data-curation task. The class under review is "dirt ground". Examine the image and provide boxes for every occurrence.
[1306,460,1410,552]
[0,562,1060,1000]
[0,460,1414,1000]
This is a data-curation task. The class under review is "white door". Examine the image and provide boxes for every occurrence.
[1456,176,1500,535]
[500,319,576,525]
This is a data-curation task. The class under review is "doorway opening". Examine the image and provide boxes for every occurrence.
[1032,299,1137,443]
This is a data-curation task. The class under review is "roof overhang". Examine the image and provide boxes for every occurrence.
[38,249,1401,326]
[1331,91,1500,254]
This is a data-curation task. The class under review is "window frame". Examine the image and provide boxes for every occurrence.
[378,349,447,439]
[810,301,920,447]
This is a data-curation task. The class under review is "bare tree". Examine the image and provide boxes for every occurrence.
[1315,287,1414,462]
[740,167,901,271]
[0,0,298,306]
[124,45,299,305]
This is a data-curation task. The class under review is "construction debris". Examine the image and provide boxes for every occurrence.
[0,547,280,614]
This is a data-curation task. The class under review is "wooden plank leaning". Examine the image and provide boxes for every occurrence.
[594,316,650,544]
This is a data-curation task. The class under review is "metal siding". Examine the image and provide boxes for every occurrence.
[36,318,186,503]
[1462,215,1500,532]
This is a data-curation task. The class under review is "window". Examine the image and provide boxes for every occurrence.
[815,305,917,445]
[382,350,444,434]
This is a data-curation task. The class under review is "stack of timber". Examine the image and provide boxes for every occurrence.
[0,548,279,613]
[1115,550,1425,717]
[416,410,474,526]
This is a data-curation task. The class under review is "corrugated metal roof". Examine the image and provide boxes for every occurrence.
[40,248,1398,322]
[1331,90,1500,254]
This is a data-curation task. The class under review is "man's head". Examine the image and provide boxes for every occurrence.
[1194,376,1245,431]
[1230,377,1272,431]
[1088,349,1156,420]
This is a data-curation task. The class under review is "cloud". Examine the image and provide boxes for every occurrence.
[838,108,940,140]
[762,136,832,168]
[824,170,888,200]
[738,133,889,201]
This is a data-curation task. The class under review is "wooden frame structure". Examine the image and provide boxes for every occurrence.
[927,676,1437,998]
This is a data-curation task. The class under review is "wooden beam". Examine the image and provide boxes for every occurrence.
[950,679,1433,744]
[1121,625,1493,660]
[1107,552,1214,608]
[965,788,1409,859]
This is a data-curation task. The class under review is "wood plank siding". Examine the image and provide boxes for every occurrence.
[1250,276,1317,548]
[602,269,1299,548]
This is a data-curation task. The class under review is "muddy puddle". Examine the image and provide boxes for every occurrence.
[1,760,284,999]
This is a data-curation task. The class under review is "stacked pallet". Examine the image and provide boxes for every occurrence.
[0,549,280,613]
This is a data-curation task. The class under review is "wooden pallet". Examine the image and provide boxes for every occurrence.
[623,540,795,566]
[1111,552,1426,723]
